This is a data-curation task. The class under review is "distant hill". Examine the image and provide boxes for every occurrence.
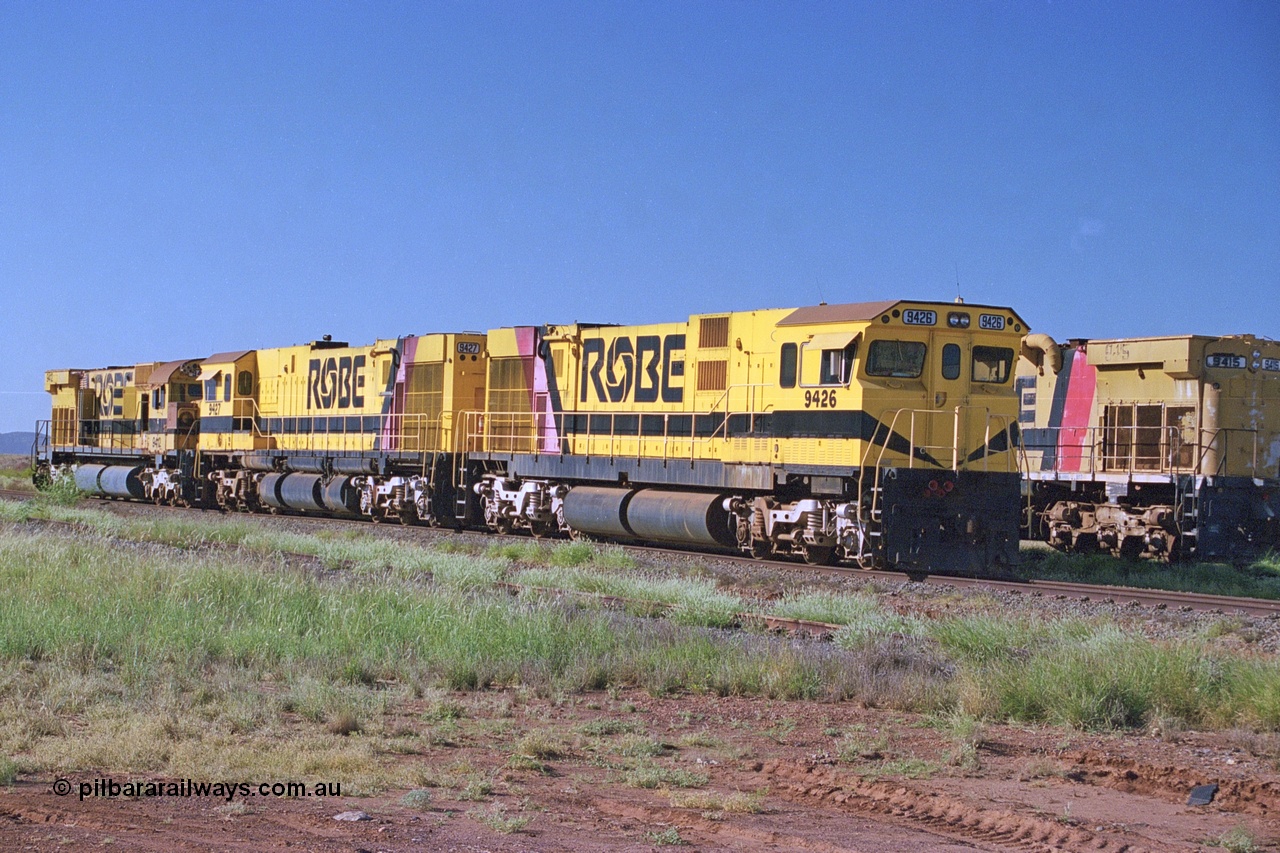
[0,432,36,455]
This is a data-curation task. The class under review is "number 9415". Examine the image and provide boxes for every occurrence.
[804,389,837,408]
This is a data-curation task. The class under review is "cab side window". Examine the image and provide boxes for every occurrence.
[779,343,797,388]
[819,348,853,385]
[972,346,1014,383]
[237,370,254,396]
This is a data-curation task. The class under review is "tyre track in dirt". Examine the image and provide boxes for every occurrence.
[1061,749,1280,817]
[583,792,1017,852]
[747,759,1169,852]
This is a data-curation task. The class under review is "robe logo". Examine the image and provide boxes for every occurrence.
[308,355,366,409]
[90,371,133,417]
[580,334,685,404]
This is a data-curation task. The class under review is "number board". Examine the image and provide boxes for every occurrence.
[457,342,481,355]
[978,314,1005,330]
[1262,358,1280,372]
[902,309,937,326]
[1205,353,1246,369]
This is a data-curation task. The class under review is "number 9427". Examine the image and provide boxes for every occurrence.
[804,389,837,408]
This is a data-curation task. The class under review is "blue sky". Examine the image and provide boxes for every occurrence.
[1,1,1277,432]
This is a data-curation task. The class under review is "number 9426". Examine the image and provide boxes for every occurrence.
[804,389,837,408]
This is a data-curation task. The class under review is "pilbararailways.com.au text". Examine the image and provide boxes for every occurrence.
[53,777,341,802]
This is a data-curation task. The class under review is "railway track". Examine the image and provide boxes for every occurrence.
[3,487,1279,618]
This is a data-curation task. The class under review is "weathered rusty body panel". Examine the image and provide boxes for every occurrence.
[1019,334,1280,559]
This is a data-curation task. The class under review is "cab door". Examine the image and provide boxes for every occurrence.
[927,332,969,467]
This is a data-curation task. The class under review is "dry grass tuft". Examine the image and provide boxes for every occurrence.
[326,711,361,737]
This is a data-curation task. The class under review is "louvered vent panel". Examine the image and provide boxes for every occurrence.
[696,360,728,392]
[698,316,729,349]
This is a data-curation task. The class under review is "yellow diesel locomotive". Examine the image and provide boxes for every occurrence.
[1018,333,1280,559]
[193,332,485,521]
[41,360,204,502]
[469,299,1027,572]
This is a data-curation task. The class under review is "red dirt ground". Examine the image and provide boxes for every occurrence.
[2,691,1277,852]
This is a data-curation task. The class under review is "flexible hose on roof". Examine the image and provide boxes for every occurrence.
[1020,333,1062,374]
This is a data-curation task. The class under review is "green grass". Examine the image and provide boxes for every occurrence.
[830,608,928,649]
[513,565,742,628]
[770,590,884,625]
[487,538,638,569]
[622,762,708,789]
[0,530,821,697]
[1208,826,1259,853]
[0,457,36,494]
[3,504,1280,788]
[399,788,433,809]
[0,521,887,787]
[1019,548,1280,600]
[647,827,687,846]
[0,499,507,585]
[467,802,530,833]
[949,620,1280,730]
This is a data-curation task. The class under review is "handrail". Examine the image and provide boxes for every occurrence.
[31,420,50,468]
[854,406,1022,540]
[1019,424,1263,478]
[700,382,774,441]
[462,408,748,461]
[465,404,1022,479]
[248,406,454,457]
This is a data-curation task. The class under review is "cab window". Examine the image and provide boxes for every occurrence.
[237,370,254,396]
[800,336,858,387]
[204,373,221,402]
[819,347,854,385]
[866,340,926,378]
[779,343,797,388]
[224,374,232,401]
[972,346,1014,383]
[941,343,961,380]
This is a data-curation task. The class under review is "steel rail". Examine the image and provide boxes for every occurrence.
[4,488,1278,618]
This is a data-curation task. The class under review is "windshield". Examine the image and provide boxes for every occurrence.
[866,340,926,378]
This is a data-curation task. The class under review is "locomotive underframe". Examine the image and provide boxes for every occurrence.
[1026,474,1280,561]
[471,452,1020,575]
